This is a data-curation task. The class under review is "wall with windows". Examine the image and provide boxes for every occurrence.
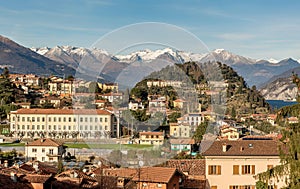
[25,145,64,162]
[205,156,285,189]
[10,109,115,139]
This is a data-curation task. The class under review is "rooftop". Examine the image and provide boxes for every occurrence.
[132,167,179,183]
[26,138,63,147]
[11,108,111,115]
[202,140,283,157]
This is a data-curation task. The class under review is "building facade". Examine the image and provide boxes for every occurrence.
[10,109,117,139]
[25,138,65,162]
[202,140,286,189]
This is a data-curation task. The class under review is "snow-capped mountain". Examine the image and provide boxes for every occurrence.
[31,46,300,87]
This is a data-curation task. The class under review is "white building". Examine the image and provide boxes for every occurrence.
[25,138,65,162]
[202,140,286,189]
[10,108,118,139]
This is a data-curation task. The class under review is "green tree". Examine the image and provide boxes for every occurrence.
[89,82,101,93]
[256,122,300,188]
[193,120,208,144]
[168,112,181,123]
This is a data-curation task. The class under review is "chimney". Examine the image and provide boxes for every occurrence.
[222,143,227,152]
[41,138,45,143]
[4,160,8,168]
[10,172,17,183]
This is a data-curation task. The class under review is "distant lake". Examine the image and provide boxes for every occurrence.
[267,100,298,110]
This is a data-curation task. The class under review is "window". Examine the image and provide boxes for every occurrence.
[208,165,221,175]
[49,157,53,161]
[22,125,25,130]
[32,117,35,122]
[42,117,45,122]
[80,117,83,122]
[90,126,93,130]
[32,148,37,153]
[69,117,72,122]
[63,117,66,122]
[210,186,217,189]
[90,117,93,122]
[53,125,56,130]
[95,118,98,122]
[42,125,44,130]
[85,117,88,122]
[48,117,51,122]
[233,165,239,175]
[37,117,40,122]
[32,125,35,130]
[105,118,108,122]
[22,117,25,122]
[85,126,87,130]
[42,157,45,161]
[37,125,40,130]
[229,186,239,189]
[49,149,53,155]
[242,165,255,175]
[27,125,30,129]
[42,148,45,153]
[100,118,103,122]
[54,117,56,122]
[69,126,71,130]
[49,125,51,130]
[27,117,30,122]
[58,117,61,122]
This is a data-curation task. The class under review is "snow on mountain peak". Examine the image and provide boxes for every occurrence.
[214,49,225,53]
[268,58,279,64]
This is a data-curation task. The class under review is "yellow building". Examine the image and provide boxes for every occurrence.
[139,132,164,145]
[202,140,286,189]
[10,108,118,139]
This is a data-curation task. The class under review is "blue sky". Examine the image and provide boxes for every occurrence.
[1,0,300,60]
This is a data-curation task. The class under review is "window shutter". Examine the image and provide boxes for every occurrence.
[233,165,239,175]
[241,165,245,174]
[229,186,233,189]
[217,165,221,175]
[251,165,255,174]
[251,186,255,189]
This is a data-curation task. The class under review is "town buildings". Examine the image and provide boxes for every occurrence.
[202,140,286,189]
[10,108,118,139]
[25,138,65,162]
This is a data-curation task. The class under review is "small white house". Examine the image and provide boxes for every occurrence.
[25,138,65,162]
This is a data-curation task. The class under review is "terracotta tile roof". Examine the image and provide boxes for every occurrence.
[139,132,163,136]
[132,167,178,183]
[165,159,205,176]
[26,138,63,147]
[24,174,52,183]
[0,173,33,189]
[170,139,195,145]
[103,168,137,178]
[202,140,281,156]
[11,108,111,115]
[181,178,206,189]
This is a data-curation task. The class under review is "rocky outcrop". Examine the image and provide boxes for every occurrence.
[260,77,298,101]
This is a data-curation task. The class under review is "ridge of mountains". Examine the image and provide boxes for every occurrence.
[31,45,300,87]
[0,35,299,101]
[0,35,75,76]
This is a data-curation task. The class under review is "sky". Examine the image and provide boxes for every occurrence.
[1,0,300,60]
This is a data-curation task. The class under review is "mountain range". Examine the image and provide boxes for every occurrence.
[0,35,75,76]
[31,45,300,87]
[0,35,299,100]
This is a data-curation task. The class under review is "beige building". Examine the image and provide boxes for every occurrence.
[220,125,240,140]
[202,140,286,189]
[25,138,65,162]
[139,132,164,145]
[10,108,118,139]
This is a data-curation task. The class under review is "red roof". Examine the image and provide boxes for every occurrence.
[132,167,179,183]
[26,138,63,147]
[11,108,111,115]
